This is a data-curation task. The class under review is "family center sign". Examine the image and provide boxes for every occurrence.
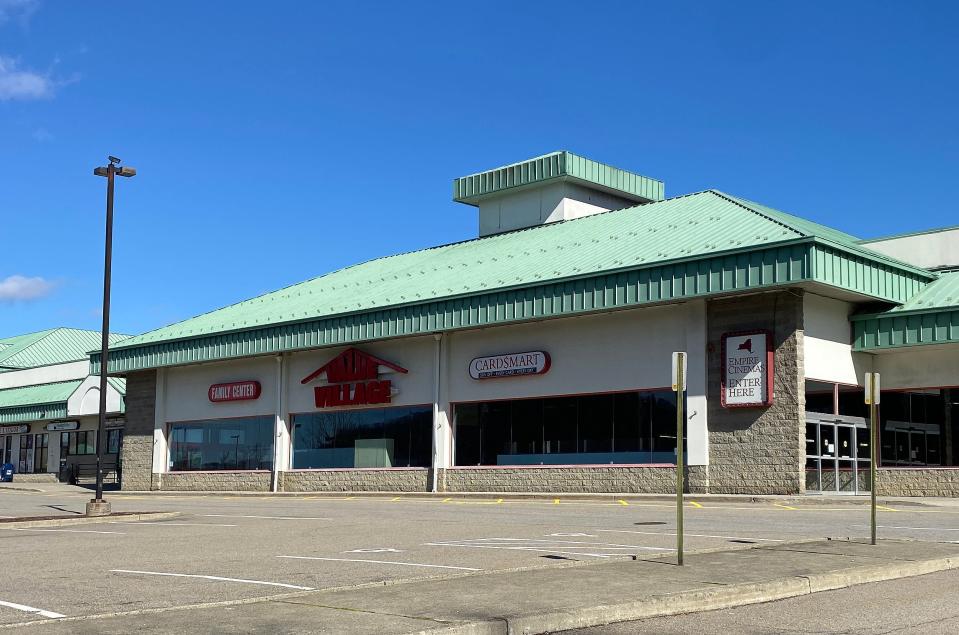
[721,331,774,408]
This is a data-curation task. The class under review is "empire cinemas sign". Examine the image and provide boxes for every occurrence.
[721,331,774,408]
[301,347,407,408]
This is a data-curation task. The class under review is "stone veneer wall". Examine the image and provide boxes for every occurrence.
[281,469,428,492]
[157,471,271,491]
[705,290,805,495]
[10,473,58,483]
[445,466,709,493]
[119,370,157,491]
[877,469,959,497]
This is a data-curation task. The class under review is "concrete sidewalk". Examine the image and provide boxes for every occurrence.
[14,539,959,634]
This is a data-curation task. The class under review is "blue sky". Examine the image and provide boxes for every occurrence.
[1,1,957,338]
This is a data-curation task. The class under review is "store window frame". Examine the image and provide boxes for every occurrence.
[168,415,275,472]
[451,388,683,467]
[60,430,97,457]
[805,379,958,468]
[291,403,433,470]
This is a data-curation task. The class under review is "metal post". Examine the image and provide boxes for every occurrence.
[870,373,878,545]
[94,164,115,505]
[676,354,685,566]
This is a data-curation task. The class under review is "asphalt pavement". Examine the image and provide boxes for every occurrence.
[1,485,958,633]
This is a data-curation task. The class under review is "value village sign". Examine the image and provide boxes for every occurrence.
[721,331,774,408]
[301,347,407,408]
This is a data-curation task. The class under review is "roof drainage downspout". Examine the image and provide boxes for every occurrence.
[431,333,443,493]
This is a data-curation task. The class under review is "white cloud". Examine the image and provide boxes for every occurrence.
[0,55,54,100]
[0,0,37,27]
[0,275,55,301]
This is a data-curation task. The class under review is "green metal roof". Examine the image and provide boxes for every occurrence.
[453,151,664,205]
[0,380,82,424]
[0,328,130,371]
[97,190,935,374]
[852,271,959,351]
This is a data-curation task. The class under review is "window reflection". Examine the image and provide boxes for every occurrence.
[454,391,682,466]
[169,416,274,471]
[292,406,432,469]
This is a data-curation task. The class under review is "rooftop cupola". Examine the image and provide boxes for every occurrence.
[453,151,664,237]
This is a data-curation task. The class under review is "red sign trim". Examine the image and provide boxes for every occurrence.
[208,381,262,403]
[720,330,774,408]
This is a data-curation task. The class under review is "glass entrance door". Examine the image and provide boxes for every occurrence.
[34,434,48,472]
[805,413,870,494]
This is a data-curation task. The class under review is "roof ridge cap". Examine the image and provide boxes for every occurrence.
[706,190,806,237]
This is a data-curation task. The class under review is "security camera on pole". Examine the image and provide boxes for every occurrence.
[86,156,135,518]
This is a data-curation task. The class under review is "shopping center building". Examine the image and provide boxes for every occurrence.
[1,328,128,482]
[95,152,959,496]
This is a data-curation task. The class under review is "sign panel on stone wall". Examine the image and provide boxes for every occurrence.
[0,424,28,434]
[721,331,773,408]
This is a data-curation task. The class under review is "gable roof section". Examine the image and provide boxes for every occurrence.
[0,379,83,424]
[852,271,959,351]
[96,190,936,374]
[0,328,130,371]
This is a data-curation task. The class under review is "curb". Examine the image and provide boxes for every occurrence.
[417,553,959,635]
[0,511,181,529]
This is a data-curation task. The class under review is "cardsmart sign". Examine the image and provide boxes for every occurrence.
[208,381,262,403]
[301,347,407,408]
[469,351,551,380]
[721,331,774,407]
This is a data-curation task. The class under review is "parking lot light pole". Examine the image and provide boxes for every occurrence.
[87,157,135,518]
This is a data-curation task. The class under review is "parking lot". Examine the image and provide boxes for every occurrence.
[2,487,959,629]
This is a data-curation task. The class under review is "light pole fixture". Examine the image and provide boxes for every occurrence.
[87,156,135,517]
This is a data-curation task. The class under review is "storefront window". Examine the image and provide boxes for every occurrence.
[880,389,956,467]
[60,431,96,456]
[292,406,432,469]
[169,416,273,471]
[454,391,680,466]
[107,429,123,454]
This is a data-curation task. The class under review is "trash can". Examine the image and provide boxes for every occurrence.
[0,463,13,482]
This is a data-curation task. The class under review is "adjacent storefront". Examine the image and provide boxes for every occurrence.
[0,328,128,483]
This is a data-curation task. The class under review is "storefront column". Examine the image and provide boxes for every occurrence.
[271,353,291,492]
[684,299,709,467]
[431,333,451,492]
[151,368,168,475]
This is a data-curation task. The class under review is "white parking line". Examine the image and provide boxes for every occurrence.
[598,529,785,542]
[3,528,125,535]
[853,524,959,532]
[201,514,330,520]
[277,555,481,571]
[0,599,65,619]
[110,570,314,590]
[109,522,238,527]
